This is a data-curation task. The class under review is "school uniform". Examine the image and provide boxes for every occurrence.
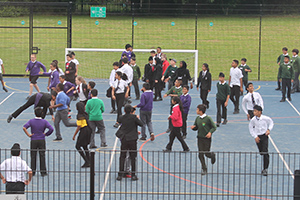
[121,50,133,61]
[54,91,77,140]
[75,116,91,165]
[137,90,154,139]
[109,69,117,111]
[242,92,264,119]
[144,63,155,90]
[239,64,252,91]
[76,83,89,105]
[192,114,217,171]
[249,115,274,170]
[163,65,177,90]
[131,64,141,99]
[229,67,243,112]
[26,60,46,84]
[173,62,191,86]
[180,93,192,137]
[165,104,189,151]
[277,53,290,89]
[278,61,294,100]
[216,81,230,124]
[23,117,53,175]
[291,55,300,92]
[63,80,76,104]
[197,70,212,108]
[113,79,128,122]
[165,86,183,130]
[0,156,31,194]
[120,63,133,98]
[65,61,76,84]
[153,63,163,100]
[43,69,60,90]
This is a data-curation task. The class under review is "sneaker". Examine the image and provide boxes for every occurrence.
[211,152,216,164]
[26,96,30,100]
[7,115,13,123]
[163,149,171,152]
[131,175,138,181]
[3,87,7,92]
[233,110,239,114]
[41,172,48,177]
[139,137,146,141]
[90,146,98,149]
[157,98,163,101]
[280,98,285,102]
[101,143,107,147]
[113,123,119,128]
[53,138,62,142]
[68,112,72,119]
[216,123,220,127]
[135,97,140,100]
[116,176,122,181]
[81,162,90,168]
[275,87,281,91]
[113,110,118,114]
[201,169,207,176]
[150,133,155,141]
[222,119,228,125]
[110,109,116,114]
[261,169,268,176]
[166,128,171,133]
[288,97,292,101]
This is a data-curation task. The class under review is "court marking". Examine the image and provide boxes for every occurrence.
[139,132,271,200]
[99,137,118,200]
[0,92,15,105]
[5,82,28,93]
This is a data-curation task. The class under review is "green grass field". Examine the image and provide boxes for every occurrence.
[1,15,300,81]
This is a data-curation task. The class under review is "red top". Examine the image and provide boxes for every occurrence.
[169,104,182,127]
[162,60,170,76]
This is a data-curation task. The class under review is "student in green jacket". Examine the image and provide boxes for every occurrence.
[216,72,230,127]
[291,49,300,93]
[239,58,252,92]
[161,59,178,90]
[276,47,290,90]
[86,89,107,148]
[279,56,294,102]
[191,104,217,176]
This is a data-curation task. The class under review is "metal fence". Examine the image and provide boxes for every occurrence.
[1,2,300,80]
[0,149,299,199]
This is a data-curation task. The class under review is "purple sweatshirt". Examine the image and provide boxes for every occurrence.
[63,81,75,97]
[44,70,60,88]
[26,61,46,76]
[121,51,132,61]
[180,93,192,114]
[137,90,153,111]
[23,118,53,141]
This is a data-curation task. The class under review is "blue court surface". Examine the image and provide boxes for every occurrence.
[0,77,299,199]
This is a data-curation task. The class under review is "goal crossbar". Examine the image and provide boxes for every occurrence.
[65,48,199,84]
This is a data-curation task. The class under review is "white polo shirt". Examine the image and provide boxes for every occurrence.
[76,83,87,101]
[0,156,31,182]
[0,58,3,73]
[242,92,264,114]
[120,64,133,84]
[230,67,243,87]
[113,79,127,94]
[249,115,274,138]
[72,59,79,66]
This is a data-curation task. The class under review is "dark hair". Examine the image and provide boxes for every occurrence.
[125,44,132,49]
[171,96,184,114]
[175,79,182,86]
[76,102,88,120]
[51,90,57,97]
[282,47,288,51]
[91,89,98,96]
[57,83,64,91]
[203,63,209,69]
[233,59,239,65]
[70,51,75,56]
[197,104,207,114]
[113,62,120,67]
[157,47,162,50]
[50,62,59,71]
[182,85,189,90]
[241,58,247,62]
[131,107,136,113]
[131,57,136,61]
[59,75,66,80]
[219,72,225,77]
[66,53,72,58]
[88,81,96,89]
[11,143,21,156]
[52,60,58,65]
[254,105,263,112]
[148,56,153,61]
[246,82,253,89]
[150,50,156,54]
[121,57,128,64]
[292,49,299,54]
[143,82,150,90]
[34,107,43,117]
[122,53,127,57]
[284,56,290,60]
[116,71,123,78]
[124,104,132,114]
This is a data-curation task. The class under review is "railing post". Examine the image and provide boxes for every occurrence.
[258,4,262,81]
[295,170,300,200]
[67,1,73,48]
[131,2,135,47]
[90,150,95,200]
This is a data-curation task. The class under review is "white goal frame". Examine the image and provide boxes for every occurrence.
[65,48,199,85]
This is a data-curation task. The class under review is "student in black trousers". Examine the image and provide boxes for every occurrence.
[153,57,163,101]
[197,63,211,108]
[112,71,129,128]
[144,56,154,90]
[117,105,143,181]
[229,60,243,114]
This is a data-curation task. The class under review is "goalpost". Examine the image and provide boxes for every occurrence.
[65,48,199,85]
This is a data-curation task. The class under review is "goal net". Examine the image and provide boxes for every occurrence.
[65,48,199,84]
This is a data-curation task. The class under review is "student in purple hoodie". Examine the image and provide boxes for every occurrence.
[23,107,54,176]
[133,83,155,141]
[180,85,192,139]
[121,44,133,62]
[40,62,60,93]
[25,54,47,100]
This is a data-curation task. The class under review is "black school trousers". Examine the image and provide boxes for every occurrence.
[216,99,227,123]
[30,140,46,174]
[256,134,269,170]
[12,96,47,119]
[281,78,291,99]
[197,137,213,170]
[119,140,137,176]
[200,88,209,107]
[166,127,189,151]
[6,182,25,194]
[230,85,241,111]
[116,93,125,122]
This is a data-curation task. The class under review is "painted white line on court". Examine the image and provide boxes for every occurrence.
[269,135,294,179]
[287,99,300,116]
[0,92,15,105]
[99,136,118,200]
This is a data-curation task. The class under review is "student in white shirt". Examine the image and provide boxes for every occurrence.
[112,71,129,128]
[242,83,264,120]
[0,58,8,92]
[74,76,88,105]
[109,62,120,114]
[229,59,243,114]
[120,58,133,103]
[0,143,32,194]
[248,105,274,176]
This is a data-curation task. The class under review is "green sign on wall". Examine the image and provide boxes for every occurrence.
[90,7,106,18]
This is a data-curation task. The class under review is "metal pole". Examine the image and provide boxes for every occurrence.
[195,3,198,50]
[29,4,33,58]
[295,170,300,199]
[90,150,95,200]
[131,2,135,47]
[67,1,73,48]
[258,4,262,81]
